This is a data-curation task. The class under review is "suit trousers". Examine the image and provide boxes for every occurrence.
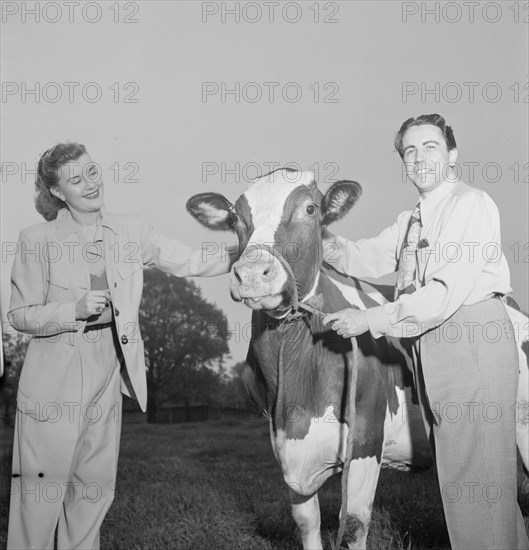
[7,326,123,550]
[413,297,529,550]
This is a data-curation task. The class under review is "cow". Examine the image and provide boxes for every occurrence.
[187,169,529,549]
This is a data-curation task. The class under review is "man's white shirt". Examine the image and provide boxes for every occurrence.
[328,179,512,338]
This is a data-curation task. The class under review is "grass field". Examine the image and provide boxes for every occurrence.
[1,418,528,549]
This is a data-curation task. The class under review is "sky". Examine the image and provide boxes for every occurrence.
[1,1,528,369]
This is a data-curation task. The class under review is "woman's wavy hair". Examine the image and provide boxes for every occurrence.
[394,114,456,159]
[35,142,87,221]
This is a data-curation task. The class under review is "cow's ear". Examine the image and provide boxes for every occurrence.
[186,192,236,231]
[321,181,362,226]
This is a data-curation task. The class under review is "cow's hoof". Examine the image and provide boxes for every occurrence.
[341,514,367,549]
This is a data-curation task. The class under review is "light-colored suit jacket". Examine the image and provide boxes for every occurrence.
[8,207,235,418]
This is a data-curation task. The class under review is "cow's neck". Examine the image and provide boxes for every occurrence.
[269,272,322,323]
[301,271,320,302]
[252,271,356,438]
[250,269,415,444]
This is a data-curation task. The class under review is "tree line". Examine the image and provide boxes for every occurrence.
[1,269,250,424]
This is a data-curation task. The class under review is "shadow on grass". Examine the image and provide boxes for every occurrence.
[1,421,528,550]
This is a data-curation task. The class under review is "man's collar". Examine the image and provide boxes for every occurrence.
[55,206,118,241]
[419,179,458,225]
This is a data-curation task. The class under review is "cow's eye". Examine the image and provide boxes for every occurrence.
[305,204,317,216]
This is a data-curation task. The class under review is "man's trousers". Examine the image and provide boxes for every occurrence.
[414,297,529,550]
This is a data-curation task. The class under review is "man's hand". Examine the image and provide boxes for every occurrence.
[323,308,369,338]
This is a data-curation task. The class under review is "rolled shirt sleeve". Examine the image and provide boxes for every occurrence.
[365,191,511,338]
[324,213,407,279]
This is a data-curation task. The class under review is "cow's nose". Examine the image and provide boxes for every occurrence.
[233,261,275,286]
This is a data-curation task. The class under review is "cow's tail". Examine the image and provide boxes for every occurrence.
[336,336,359,549]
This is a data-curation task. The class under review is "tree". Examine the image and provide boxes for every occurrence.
[1,330,29,425]
[139,269,230,422]
[221,361,252,406]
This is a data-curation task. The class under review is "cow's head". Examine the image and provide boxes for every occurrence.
[187,169,361,318]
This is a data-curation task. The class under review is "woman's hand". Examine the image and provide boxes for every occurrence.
[323,308,369,338]
[75,290,111,320]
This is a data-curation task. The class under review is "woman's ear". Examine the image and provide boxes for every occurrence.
[49,186,65,202]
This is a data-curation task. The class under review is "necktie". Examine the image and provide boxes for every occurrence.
[395,203,421,300]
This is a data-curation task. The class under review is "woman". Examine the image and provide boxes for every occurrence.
[7,142,236,549]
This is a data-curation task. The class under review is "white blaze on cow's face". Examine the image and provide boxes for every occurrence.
[230,170,320,315]
[244,170,315,246]
[186,168,362,318]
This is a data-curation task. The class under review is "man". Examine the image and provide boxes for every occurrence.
[323,114,529,549]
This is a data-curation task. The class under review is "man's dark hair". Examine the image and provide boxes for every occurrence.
[394,114,456,158]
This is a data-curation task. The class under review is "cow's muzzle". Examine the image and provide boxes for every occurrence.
[230,247,293,311]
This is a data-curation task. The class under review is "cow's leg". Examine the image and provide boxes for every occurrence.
[516,341,529,471]
[289,489,323,550]
[505,306,529,470]
[341,455,382,550]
